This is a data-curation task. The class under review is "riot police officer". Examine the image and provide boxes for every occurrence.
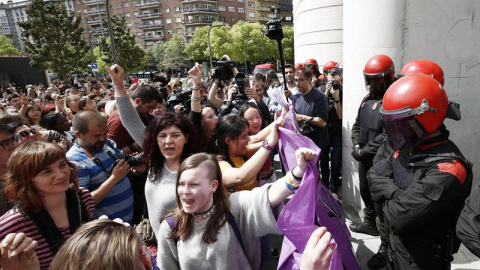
[368,74,472,269]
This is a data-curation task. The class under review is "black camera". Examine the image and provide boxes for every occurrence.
[266,7,284,41]
[167,89,192,114]
[233,72,248,101]
[332,80,341,90]
[111,153,144,172]
[213,58,236,81]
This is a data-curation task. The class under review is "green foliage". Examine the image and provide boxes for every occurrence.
[160,34,187,71]
[189,21,294,68]
[99,15,145,74]
[18,0,88,79]
[0,35,21,55]
[145,42,165,70]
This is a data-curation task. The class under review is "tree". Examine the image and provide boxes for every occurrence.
[145,42,165,70]
[184,26,208,61]
[229,21,266,63]
[0,36,21,56]
[99,15,145,76]
[160,34,187,72]
[19,0,88,79]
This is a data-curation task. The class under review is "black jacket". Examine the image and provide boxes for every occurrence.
[368,129,473,269]
[456,186,480,258]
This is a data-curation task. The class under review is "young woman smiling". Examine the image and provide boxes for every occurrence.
[158,148,317,270]
[0,141,94,269]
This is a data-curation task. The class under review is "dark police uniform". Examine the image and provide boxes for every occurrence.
[368,128,472,270]
[351,95,385,222]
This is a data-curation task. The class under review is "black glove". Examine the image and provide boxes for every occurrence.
[351,146,363,161]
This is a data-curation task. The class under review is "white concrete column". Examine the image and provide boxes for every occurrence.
[293,0,343,68]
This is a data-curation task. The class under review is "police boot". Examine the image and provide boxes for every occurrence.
[367,239,388,269]
[349,218,379,236]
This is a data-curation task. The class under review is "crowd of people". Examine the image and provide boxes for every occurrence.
[0,53,477,270]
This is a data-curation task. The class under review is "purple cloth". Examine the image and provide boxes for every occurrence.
[276,127,360,270]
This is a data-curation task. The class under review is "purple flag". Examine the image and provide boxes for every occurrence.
[276,127,360,270]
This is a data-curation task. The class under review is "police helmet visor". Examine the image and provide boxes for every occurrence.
[364,75,388,95]
[383,115,425,151]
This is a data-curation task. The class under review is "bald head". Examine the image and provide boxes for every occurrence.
[73,110,106,134]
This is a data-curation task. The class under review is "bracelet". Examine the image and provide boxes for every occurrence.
[192,87,201,91]
[191,97,202,102]
[287,171,300,188]
[284,178,297,191]
[262,140,275,151]
[291,170,303,181]
[334,99,341,103]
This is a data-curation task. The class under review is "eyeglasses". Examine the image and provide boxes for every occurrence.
[16,128,37,138]
[293,78,305,83]
[0,134,21,150]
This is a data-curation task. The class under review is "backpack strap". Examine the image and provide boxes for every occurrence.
[227,213,246,256]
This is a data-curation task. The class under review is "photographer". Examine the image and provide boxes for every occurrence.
[207,55,238,110]
[325,68,343,199]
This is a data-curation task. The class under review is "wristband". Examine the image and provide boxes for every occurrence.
[262,140,275,151]
[192,97,202,102]
[127,143,137,153]
[335,99,341,103]
[284,178,297,191]
[291,170,303,181]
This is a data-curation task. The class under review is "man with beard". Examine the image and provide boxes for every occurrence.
[67,110,133,222]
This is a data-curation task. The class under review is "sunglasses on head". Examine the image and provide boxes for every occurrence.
[17,128,36,138]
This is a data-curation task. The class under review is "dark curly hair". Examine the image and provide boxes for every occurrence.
[142,112,200,179]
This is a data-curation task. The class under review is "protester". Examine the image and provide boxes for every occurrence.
[49,219,154,270]
[0,141,94,269]
[157,148,317,269]
[106,64,200,237]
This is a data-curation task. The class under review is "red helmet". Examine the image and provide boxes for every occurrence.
[305,58,317,65]
[323,61,338,74]
[294,63,305,69]
[363,54,395,95]
[399,59,444,86]
[381,74,448,151]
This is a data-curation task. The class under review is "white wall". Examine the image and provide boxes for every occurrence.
[294,0,480,220]
[293,0,343,68]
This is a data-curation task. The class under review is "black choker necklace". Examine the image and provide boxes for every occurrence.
[193,205,216,219]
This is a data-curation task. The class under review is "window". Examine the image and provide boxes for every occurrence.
[134,11,139,16]
[167,29,173,34]
[166,18,172,24]
[228,7,235,12]
[116,3,122,8]
[132,2,137,6]
[124,2,130,7]
[238,8,244,13]
[175,17,182,23]
[175,6,180,12]
[248,1,255,7]
[218,5,225,11]
[125,12,130,17]
[238,0,244,2]
[248,12,255,18]
[219,16,226,22]
[127,23,132,28]
[177,28,183,34]
[230,17,236,22]
[165,7,170,13]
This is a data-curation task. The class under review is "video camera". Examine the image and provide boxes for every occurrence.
[265,7,284,41]
[167,89,192,114]
[233,72,248,101]
[213,57,236,81]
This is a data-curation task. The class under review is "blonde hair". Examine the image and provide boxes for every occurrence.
[49,219,144,270]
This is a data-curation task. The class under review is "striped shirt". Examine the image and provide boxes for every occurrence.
[66,139,133,222]
[0,188,94,270]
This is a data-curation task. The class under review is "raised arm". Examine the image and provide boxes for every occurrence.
[267,147,317,206]
[105,65,146,146]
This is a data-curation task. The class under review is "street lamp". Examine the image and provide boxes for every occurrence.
[243,38,259,75]
[207,23,228,70]
[89,28,107,76]
[105,0,118,64]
